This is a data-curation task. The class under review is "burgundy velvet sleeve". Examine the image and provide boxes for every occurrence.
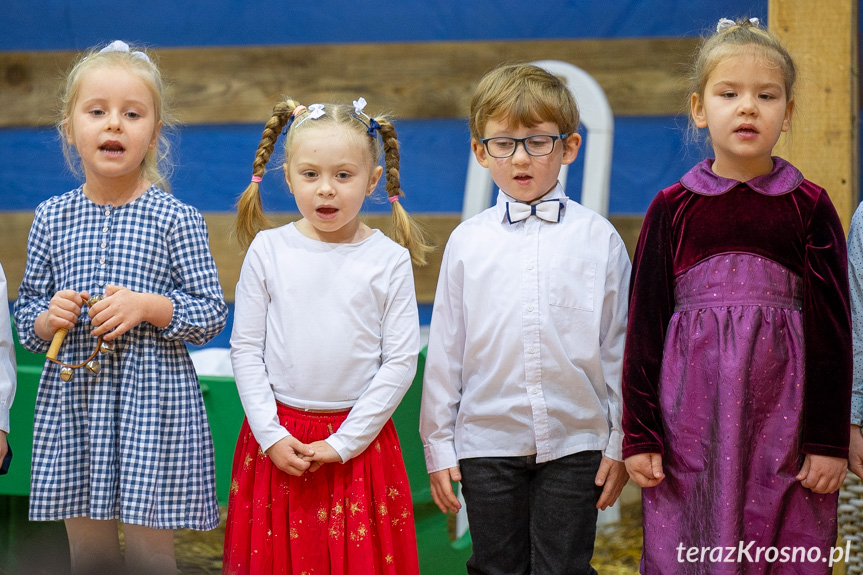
[800,186,852,458]
[622,191,676,458]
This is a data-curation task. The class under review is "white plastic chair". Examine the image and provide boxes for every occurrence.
[453,60,618,542]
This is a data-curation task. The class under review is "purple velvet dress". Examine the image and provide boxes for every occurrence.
[622,158,851,574]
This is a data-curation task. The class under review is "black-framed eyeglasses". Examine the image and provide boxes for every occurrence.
[480,134,569,158]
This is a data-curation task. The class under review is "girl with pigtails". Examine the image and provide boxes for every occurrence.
[224,98,430,575]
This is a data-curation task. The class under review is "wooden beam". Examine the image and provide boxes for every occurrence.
[1,212,643,304]
[0,37,697,128]
[769,0,859,230]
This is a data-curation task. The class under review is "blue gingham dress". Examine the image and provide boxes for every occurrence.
[14,186,227,530]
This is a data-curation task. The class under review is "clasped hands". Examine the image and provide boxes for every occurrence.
[266,435,342,476]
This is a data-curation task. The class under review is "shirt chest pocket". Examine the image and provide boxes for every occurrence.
[548,256,596,311]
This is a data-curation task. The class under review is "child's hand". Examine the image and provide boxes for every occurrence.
[850,425,863,479]
[266,436,315,476]
[89,285,173,340]
[306,440,342,472]
[624,452,665,487]
[797,453,847,493]
[595,456,628,510]
[37,290,86,340]
[429,467,462,514]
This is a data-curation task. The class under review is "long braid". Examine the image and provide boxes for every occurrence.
[235,100,298,249]
[377,118,433,266]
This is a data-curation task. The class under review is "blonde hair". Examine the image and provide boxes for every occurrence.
[469,62,579,142]
[689,18,796,139]
[57,43,174,191]
[235,99,433,265]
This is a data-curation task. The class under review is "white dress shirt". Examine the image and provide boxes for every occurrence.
[0,263,16,434]
[420,184,630,473]
[230,224,419,462]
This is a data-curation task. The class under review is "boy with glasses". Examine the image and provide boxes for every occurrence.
[419,62,631,575]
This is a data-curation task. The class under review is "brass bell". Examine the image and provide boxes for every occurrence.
[59,366,74,382]
[85,359,101,376]
[87,295,103,306]
[99,340,116,354]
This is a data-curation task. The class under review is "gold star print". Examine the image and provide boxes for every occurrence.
[332,502,343,516]
[329,525,342,539]
[357,524,368,538]
[290,528,299,540]
[348,501,362,516]
[387,487,400,499]
[386,554,394,564]
[377,503,388,517]
[316,507,328,522]
[244,454,254,469]
[230,479,239,494]
[374,441,381,452]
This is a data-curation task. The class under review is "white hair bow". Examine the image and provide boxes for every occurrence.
[717,17,760,32]
[308,103,326,119]
[99,40,151,63]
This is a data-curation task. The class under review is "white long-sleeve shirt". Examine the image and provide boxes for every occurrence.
[420,185,630,473]
[230,224,419,462]
[0,263,16,433]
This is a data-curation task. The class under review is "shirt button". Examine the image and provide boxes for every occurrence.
[104,210,110,216]
[527,305,534,312]
[527,264,534,270]
[100,258,106,264]
[102,227,108,233]
[531,388,540,395]
[101,242,107,249]
[528,346,536,354]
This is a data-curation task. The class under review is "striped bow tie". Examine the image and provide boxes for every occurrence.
[506,199,563,224]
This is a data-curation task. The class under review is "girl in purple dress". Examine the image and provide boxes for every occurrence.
[622,18,850,574]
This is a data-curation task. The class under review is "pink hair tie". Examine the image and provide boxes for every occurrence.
[251,176,262,183]
[388,195,400,204]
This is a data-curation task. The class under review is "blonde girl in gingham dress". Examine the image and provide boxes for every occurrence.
[14,41,226,575]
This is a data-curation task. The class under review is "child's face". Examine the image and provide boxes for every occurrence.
[472,116,580,204]
[691,50,793,180]
[285,125,383,243]
[65,64,160,190]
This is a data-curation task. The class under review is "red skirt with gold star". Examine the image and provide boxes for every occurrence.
[223,404,420,575]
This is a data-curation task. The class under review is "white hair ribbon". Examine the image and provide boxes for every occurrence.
[716,17,760,32]
[99,40,151,63]
[716,18,736,32]
[308,103,325,119]
[353,98,368,117]
[294,103,325,129]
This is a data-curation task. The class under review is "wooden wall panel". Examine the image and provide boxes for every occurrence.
[769,1,859,230]
[0,37,698,128]
[1,212,643,304]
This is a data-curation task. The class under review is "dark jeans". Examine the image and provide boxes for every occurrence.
[460,451,603,575]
